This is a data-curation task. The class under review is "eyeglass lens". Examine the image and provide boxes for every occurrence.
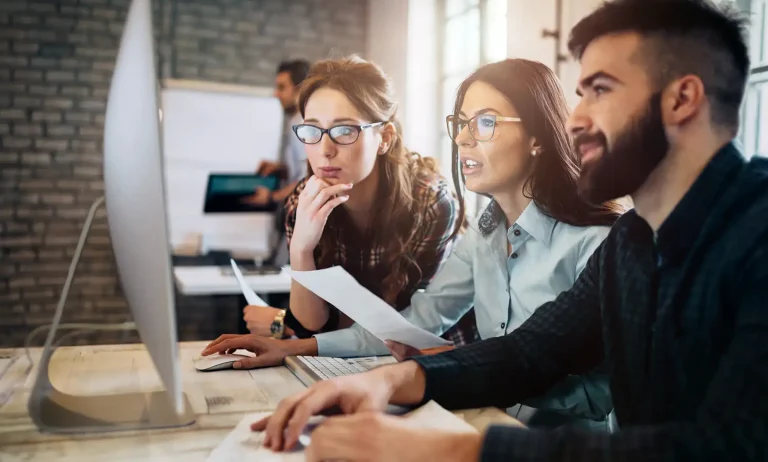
[448,115,497,141]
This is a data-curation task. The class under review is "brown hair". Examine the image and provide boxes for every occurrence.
[298,56,463,305]
[450,58,625,227]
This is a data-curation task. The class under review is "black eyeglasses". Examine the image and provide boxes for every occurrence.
[446,114,522,142]
[292,122,384,145]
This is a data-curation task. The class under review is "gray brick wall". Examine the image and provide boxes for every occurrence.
[0,0,367,347]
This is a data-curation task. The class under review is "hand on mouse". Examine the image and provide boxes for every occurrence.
[201,334,316,369]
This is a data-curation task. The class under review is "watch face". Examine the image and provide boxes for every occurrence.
[270,321,280,335]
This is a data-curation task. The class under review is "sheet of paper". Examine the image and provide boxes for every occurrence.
[206,401,475,461]
[206,412,304,462]
[230,259,267,306]
[404,400,478,433]
[290,266,452,349]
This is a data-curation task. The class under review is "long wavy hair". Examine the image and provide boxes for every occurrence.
[298,56,462,306]
[450,58,625,227]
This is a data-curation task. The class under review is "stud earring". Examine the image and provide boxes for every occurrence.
[531,149,538,157]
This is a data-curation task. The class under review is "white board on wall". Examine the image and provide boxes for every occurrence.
[160,79,284,255]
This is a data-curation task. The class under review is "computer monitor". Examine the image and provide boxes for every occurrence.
[27,0,194,433]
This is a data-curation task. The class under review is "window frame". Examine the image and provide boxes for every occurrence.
[738,0,768,157]
[437,0,507,217]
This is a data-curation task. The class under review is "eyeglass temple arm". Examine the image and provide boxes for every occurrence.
[359,121,385,129]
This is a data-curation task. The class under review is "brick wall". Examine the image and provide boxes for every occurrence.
[0,0,367,347]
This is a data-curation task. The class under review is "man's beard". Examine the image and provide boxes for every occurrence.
[575,93,669,205]
[283,104,298,115]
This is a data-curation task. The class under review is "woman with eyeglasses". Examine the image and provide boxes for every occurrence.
[382,58,625,430]
[220,56,477,346]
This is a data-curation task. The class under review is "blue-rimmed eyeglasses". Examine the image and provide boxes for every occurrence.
[292,122,384,145]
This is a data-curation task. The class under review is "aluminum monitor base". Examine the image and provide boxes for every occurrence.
[27,344,195,434]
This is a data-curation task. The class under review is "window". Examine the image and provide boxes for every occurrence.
[740,0,768,157]
[438,0,507,217]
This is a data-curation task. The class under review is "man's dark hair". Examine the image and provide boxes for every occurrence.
[568,0,750,131]
[277,59,310,86]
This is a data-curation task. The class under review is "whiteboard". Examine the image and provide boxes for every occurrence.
[160,79,284,255]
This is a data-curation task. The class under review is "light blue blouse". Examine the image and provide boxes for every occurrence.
[314,200,613,420]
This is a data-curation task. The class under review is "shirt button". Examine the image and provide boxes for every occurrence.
[501,322,506,329]
[513,229,521,236]
[510,252,518,259]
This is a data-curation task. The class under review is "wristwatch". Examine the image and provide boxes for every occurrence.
[270,309,286,339]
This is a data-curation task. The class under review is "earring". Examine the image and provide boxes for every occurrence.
[531,149,538,157]
[379,145,388,153]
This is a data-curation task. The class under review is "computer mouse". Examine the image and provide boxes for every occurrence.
[193,353,250,372]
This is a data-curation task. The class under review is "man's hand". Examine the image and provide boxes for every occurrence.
[385,340,457,362]
[251,362,428,451]
[201,334,314,369]
[256,160,284,177]
[305,413,482,462]
[241,186,271,206]
[242,305,294,337]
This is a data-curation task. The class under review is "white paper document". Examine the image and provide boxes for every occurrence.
[206,412,304,462]
[290,266,452,349]
[206,402,473,461]
[229,259,267,306]
[404,400,478,433]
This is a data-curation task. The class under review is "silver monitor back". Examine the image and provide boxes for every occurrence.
[102,0,181,414]
[27,0,194,433]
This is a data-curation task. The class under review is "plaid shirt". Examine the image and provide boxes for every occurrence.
[414,142,768,461]
[284,175,479,346]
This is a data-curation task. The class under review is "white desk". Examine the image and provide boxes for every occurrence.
[0,342,520,461]
[173,266,292,296]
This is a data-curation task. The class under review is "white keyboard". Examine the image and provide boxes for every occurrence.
[293,356,377,380]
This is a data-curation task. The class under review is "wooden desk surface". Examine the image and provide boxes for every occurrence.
[0,341,519,461]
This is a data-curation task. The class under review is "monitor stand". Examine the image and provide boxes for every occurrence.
[27,343,196,434]
[25,195,195,434]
